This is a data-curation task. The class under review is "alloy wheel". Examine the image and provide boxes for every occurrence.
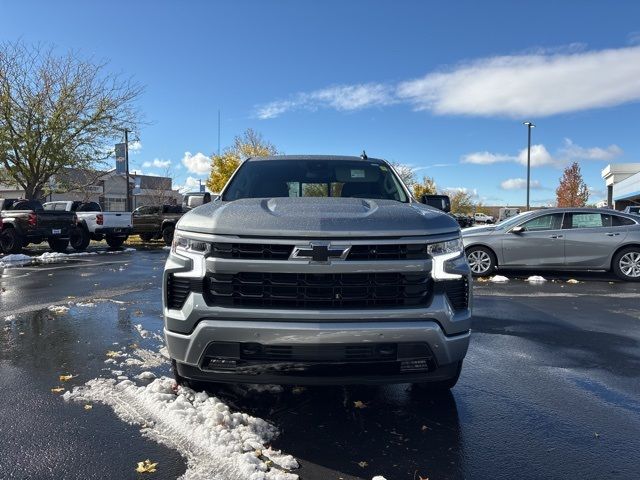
[467,250,492,274]
[619,252,640,278]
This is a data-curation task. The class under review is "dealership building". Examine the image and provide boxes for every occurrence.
[602,163,640,210]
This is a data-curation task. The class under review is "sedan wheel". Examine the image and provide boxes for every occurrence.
[614,248,640,281]
[466,247,496,276]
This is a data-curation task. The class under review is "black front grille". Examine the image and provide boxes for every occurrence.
[208,242,428,261]
[211,243,293,260]
[205,272,433,309]
[440,278,469,311]
[346,244,429,260]
[166,274,194,309]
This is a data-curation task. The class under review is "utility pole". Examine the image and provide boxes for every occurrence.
[523,121,535,211]
[124,129,131,212]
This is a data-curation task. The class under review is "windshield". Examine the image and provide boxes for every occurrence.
[495,211,537,229]
[222,159,409,202]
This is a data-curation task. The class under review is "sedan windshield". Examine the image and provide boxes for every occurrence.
[495,211,537,229]
[223,159,409,202]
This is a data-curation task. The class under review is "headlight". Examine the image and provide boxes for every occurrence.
[171,233,210,256]
[428,238,463,280]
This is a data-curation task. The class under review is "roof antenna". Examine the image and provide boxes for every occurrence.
[360,150,368,160]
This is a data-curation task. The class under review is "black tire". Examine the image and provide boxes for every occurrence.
[413,361,463,392]
[612,247,640,282]
[466,246,497,276]
[70,227,90,252]
[162,224,175,246]
[47,238,69,253]
[0,228,23,254]
[105,235,126,249]
[138,233,154,242]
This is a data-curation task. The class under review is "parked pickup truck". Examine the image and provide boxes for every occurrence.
[473,212,494,224]
[164,155,471,391]
[0,198,76,254]
[43,201,132,250]
[133,204,184,245]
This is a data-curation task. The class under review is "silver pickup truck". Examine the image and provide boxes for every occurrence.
[163,155,472,390]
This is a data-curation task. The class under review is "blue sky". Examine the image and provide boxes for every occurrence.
[2,0,640,205]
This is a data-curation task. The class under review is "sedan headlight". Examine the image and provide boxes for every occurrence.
[428,237,464,280]
[171,233,210,256]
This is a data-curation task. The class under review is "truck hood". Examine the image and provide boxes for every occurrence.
[177,197,459,238]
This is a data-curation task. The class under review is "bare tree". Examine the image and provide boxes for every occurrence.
[389,162,416,188]
[0,41,143,199]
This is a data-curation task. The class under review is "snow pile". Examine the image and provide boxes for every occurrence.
[0,254,33,268]
[47,305,70,314]
[136,371,156,380]
[526,275,547,283]
[75,302,96,308]
[64,377,299,480]
[4,314,16,322]
[490,275,509,283]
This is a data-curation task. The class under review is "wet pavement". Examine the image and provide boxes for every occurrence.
[1,250,639,479]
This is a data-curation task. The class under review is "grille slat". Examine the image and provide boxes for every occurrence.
[205,272,433,309]
[209,242,429,261]
[441,278,469,311]
[167,275,191,309]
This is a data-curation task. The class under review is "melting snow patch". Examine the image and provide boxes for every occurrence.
[47,305,70,314]
[64,377,299,480]
[4,315,16,322]
[490,275,509,283]
[136,371,157,380]
[75,302,96,308]
[526,275,547,283]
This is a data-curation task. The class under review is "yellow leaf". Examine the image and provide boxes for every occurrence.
[84,404,93,410]
[59,374,74,381]
[353,400,367,409]
[358,461,368,468]
[106,350,120,358]
[135,459,158,473]
[567,279,580,284]
[51,387,64,393]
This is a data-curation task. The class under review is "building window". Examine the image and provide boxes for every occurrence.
[103,197,126,212]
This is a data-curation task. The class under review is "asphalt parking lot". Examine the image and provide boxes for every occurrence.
[1,248,639,480]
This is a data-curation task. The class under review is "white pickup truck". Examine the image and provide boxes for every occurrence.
[473,212,494,224]
[43,201,132,250]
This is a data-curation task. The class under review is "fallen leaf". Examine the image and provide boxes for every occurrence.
[358,461,368,468]
[84,404,93,410]
[134,310,143,316]
[594,432,600,438]
[51,387,64,393]
[566,279,580,284]
[135,459,158,473]
[106,350,121,358]
[59,374,74,382]
[291,386,305,395]
[353,400,367,409]
[421,425,429,432]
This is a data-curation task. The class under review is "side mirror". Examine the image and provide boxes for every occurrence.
[420,194,451,213]
[511,226,525,234]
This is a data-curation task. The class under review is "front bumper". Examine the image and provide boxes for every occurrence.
[167,320,469,385]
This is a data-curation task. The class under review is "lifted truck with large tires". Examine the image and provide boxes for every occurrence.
[43,201,132,251]
[133,204,184,246]
[0,199,76,254]
[164,155,472,390]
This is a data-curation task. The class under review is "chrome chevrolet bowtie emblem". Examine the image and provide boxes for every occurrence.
[290,242,351,263]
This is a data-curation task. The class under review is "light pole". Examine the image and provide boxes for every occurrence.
[124,129,131,212]
[523,121,535,210]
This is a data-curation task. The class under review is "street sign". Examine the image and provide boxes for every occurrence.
[115,143,126,173]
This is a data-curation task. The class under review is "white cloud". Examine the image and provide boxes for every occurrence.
[462,140,622,169]
[500,178,543,190]
[256,83,395,119]
[129,141,142,153]
[258,44,640,119]
[143,158,172,169]
[397,45,640,117]
[558,138,623,161]
[178,176,206,193]
[182,152,210,174]
[442,187,479,199]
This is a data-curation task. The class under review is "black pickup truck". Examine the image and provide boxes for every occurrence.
[132,204,184,245]
[0,199,77,254]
